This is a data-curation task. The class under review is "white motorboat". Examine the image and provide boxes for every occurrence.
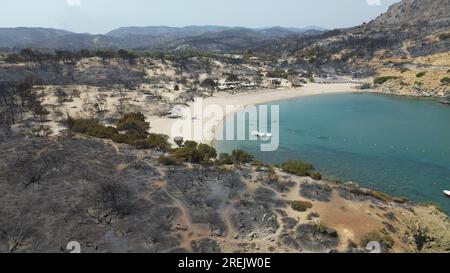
[251,131,272,139]
[444,190,450,197]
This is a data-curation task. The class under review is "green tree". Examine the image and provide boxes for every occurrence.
[281,160,314,177]
[198,144,217,161]
[201,78,217,88]
[116,113,149,134]
[184,141,198,149]
[290,201,313,212]
[231,149,254,164]
[374,76,398,85]
[219,153,233,165]
[416,72,426,78]
[440,77,450,85]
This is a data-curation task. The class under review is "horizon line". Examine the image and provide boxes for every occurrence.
[0,24,329,35]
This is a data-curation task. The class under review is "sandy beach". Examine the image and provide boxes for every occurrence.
[149,83,361,144]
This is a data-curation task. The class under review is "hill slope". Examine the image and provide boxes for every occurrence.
[0,27,72,48]
[0,26,325,50]
[370,0,450,27]
[0,134,448,253]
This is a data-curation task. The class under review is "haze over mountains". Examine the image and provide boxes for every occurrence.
[0,0,448,57]
[106,25,326,38]
[0,0,448,55]
[0,25,325,51]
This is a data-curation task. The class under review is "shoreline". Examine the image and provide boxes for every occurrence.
[150,83,362,144]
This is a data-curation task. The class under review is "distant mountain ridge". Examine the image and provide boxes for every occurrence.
[0,25,325,50]
[106,25,326,38]
[105,25,237,38]
[0,27,73,48]
[0,0,447,54]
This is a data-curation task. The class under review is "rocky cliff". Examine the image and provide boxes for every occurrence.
[370,0,449,27]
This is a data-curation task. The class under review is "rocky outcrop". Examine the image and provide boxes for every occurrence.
[370,0,450,28]
[377,78,449,97]
[403,206,450,253]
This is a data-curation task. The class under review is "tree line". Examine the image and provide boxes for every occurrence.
[0,76,47,126]
[5,48,140,65]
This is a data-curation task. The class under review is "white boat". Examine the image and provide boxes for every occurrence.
[167,112,183,119]
[251,131,272,139]
[444,190,450,197]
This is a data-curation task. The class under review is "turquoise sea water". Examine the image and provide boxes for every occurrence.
[216,93,450,214]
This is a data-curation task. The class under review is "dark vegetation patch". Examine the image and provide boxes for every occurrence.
[173,141,217,164]
[281,160,322,180]
[416,71,426,78]
[438,32,450,40]
[266,69,288,79]
[383,212,399,222]
[382,222,398,234]
[191,239,221,253]
[300,182,333,202]
[307,212,320,220]
[360,229,395,252]
[440,77,450,85]
[374,76,398,85]
[230,150,254,164]
[231,200,279,240]
[0,77,47,127]
[281,217,298,230]
[158,155,182,166]
[337,183,408,205]
[3,49,146,86]
[260,179,296,193]
[67,113,171,152]
[253,187,286,208]
[290,200,313,212]
[165,167,245,238]
[295,224,339,252]
[0,137,182,252]
[281,224,339,252]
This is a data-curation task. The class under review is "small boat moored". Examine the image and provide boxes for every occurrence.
[251,131,272,140]
[444,190,450,197]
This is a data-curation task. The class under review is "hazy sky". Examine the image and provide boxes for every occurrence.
[0,0,400,34]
